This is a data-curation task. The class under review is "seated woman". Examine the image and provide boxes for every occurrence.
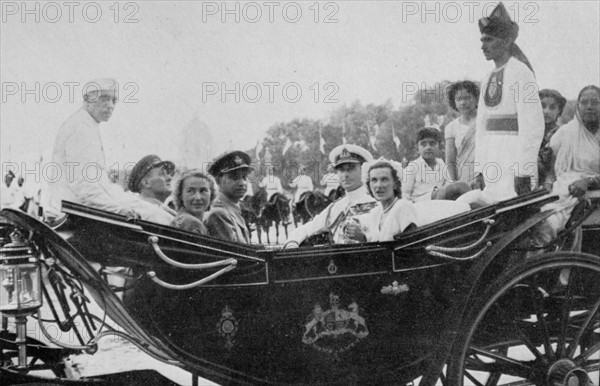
[534,85,600,246]
[344,160,418,242]
[170,169,216,235]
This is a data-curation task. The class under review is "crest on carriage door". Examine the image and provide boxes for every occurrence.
[302,292,368,355]
[216,305,239,349]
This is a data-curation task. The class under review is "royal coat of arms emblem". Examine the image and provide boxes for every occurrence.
[302,293,368,355]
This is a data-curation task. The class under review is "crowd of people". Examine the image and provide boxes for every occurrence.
[1,3,598,251]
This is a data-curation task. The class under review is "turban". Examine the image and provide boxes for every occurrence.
[479,2,534,73]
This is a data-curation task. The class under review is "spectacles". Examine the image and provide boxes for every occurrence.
[579,99,600,107]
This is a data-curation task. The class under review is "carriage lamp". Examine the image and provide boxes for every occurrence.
[0,230,42,313]
[0,229,43,369]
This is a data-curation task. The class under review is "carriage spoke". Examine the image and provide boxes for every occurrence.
[467,346,533,377]
[556,268,575,358]
[534,308,555,360]
[575,341,600,363]
[567,295,600,359]
[491,302,545,362]
[464,370,485,386]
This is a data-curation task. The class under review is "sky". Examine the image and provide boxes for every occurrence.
[1,0,599,177]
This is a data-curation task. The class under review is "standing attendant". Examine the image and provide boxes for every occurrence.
[471,3,544,203]
[445,81,479,185]
[205,151,254,243]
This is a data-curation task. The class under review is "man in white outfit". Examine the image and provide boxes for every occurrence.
[463,2,544,206]
[259,166,284,201]
[284,144,377,247]
[45,78,173,225]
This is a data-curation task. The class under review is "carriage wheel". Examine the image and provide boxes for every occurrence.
[447,252,600,386]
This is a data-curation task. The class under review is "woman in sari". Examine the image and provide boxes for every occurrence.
[445,81,479,185]
[535,85,600,245]
[170,169,217,235]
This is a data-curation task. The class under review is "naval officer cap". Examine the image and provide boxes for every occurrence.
[208,151,254,177]
[128,154,175,193]
[329,144,373,168]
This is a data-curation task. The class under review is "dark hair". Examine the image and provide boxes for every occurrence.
[577,85,600,102]
[539,89,567,116]
[366,161,402,199]
[173,169,217,211]
[417,127,440,143]
[447,81,480,111]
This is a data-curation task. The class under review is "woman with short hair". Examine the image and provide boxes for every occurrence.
[170,169,217,235]
[344,160,418,242]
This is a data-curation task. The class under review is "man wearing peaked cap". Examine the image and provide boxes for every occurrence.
[205,151,254,243]
[44,77,175,225]
[464,2,544,206]
[128,155,177,217]
[284,144,377,247]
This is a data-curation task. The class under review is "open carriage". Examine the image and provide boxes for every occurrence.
[1,189,599,385]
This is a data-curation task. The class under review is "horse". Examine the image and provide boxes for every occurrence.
[261,192,291,244]
[240,188,268,244]
[293,190,333,227]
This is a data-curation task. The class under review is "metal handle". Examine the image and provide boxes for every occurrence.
[148,236,235,269]
[147,261,237,290]
[427,241,492,261]
[426,219,495,254]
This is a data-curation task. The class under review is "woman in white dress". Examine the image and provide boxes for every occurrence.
[344,160,418,242]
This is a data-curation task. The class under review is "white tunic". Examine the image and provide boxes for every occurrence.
[474,57,544,201]
[286,185,377,244]
[290,174,314,202]
[259,176,283,201]
[45,108,173,224]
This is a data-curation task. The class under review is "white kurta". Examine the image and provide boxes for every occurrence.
[287,185,377,244]
[45,108,173,224]
[474,57,544,201]
[402,156,450,203]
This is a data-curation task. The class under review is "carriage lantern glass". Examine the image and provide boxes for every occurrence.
[0,230,42,313]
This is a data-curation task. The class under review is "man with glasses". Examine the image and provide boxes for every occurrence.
[206,151,254,243]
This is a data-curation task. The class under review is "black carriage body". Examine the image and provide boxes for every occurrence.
[1,190,598,385]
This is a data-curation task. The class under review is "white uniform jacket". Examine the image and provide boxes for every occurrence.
[287,185,377,245]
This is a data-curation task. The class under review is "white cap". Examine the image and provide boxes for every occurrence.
[329,144,373,168]
[83,78,117,98]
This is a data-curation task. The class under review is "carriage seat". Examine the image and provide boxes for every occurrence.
[413,200,471,227]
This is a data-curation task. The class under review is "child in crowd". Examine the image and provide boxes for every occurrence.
[402,127,470,203]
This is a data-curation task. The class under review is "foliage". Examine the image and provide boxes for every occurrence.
[247,81,467,183]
